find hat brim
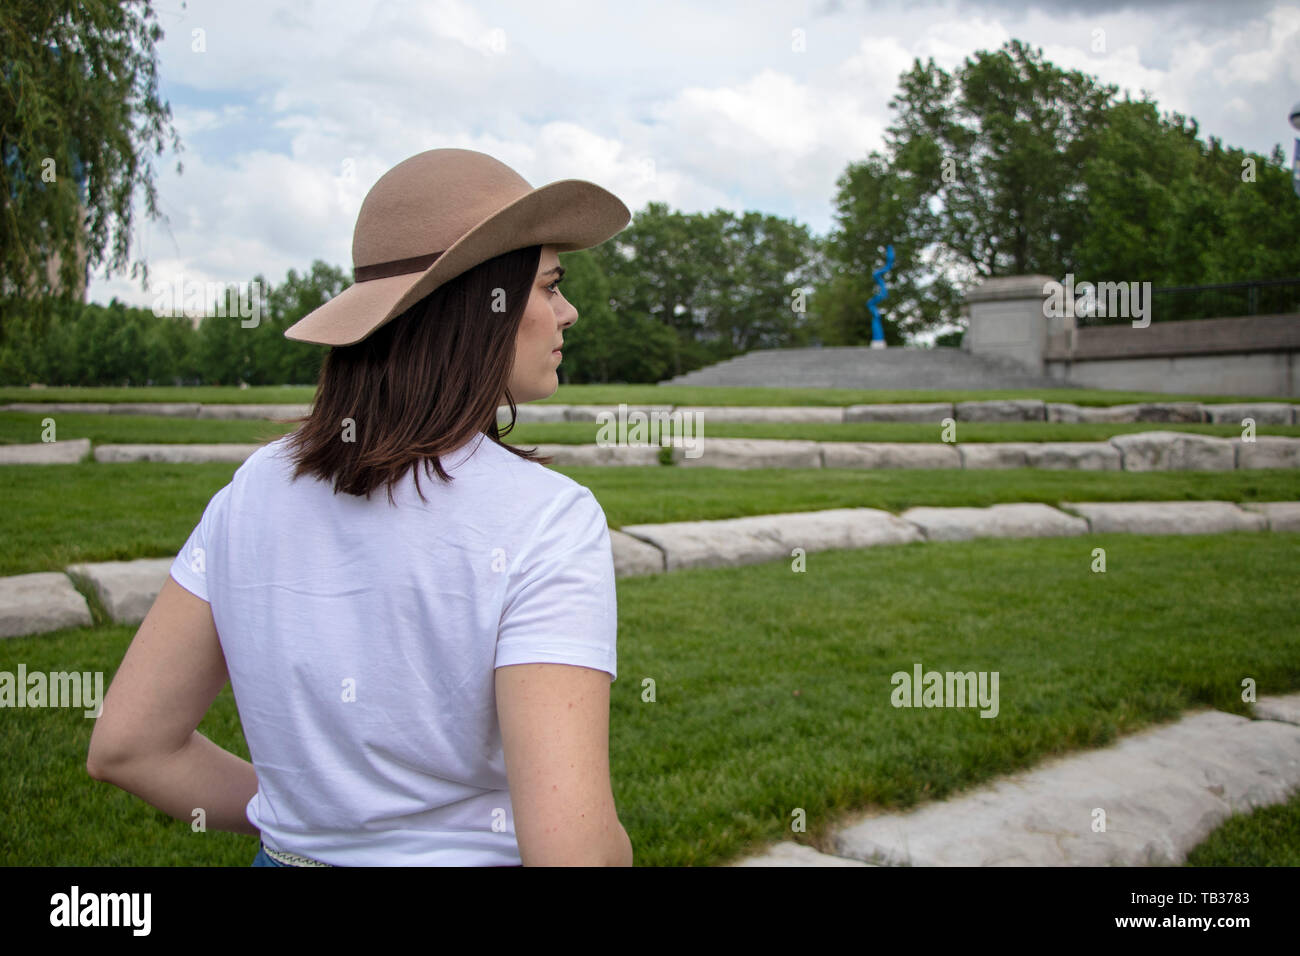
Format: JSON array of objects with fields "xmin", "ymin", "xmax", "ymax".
[{"xmin": 284, "ymin": 180, "xmax": 630, "ymax": 347}]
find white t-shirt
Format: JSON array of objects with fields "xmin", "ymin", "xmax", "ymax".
[{"xmin": 168, "ymin": 431, "xmax": 618, "ymax": 866}]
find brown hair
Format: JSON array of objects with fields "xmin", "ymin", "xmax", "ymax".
[{"xmin": 278, "ymin": 244, "xmax": 553, "ymax": 504}]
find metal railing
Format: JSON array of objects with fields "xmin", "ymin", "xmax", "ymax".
[{"xmin": 1075, "ymin": 277, "xmax": 1300, "ymax": 326}]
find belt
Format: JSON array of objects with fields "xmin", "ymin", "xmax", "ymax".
[
  {"xmin": 261, "ymin": 842, "xmax": 521, "ymax": 866},
  {"xmin": 262, "ymin": 842, "xmax": 334, "ymax": 867}
]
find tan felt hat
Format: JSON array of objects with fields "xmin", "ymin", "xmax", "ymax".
[{"xmin": 284, "ymin": 148, "xmax": 631, "ymax": 346}]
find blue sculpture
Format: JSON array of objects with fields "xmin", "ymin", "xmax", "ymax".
[
  {"xmin": 866, "ymin": 244, "xmax": 895, "ymax": 348},
  {"xmin": 1290, "ymin": 100, "xmax": 1300, "ymax": 198}
]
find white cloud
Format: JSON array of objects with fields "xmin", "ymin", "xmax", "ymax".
[{"xmin": 86, "ymin": 0, "xmax": 1300, "ymax": 310}]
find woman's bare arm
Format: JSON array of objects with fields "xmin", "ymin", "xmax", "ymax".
[
  {"xmin": 495, "ymin": 663, "xmax": 631, "ymax": 866},
  {"xmin": 86, "ymin": 576, "xmax": 259, "ymax": 835}
]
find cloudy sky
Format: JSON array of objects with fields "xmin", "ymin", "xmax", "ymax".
[{"xmin": 87, "ymin": 0, "xmax": 1300, "ymax": 311}]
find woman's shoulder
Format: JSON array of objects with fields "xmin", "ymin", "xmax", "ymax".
[{"xmin": 466, "ymin": 438, "xmax": 605, "ymax": 514}]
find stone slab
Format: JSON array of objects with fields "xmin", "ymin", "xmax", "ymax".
[
  {"xmin": 1061, "ymin": 500, "xmax": 1268, "ymax": 534},
  {"xmin": 844, "ymin": 402, "xmax": 954, "ymax": 423},
  {"xmin": 822, "ymin": 442, "xmax": 962, "ymax": 469},
  {"xmin": 1252, "ymin": 692, "xmax": 1300, "ymax": 726},
  {"xmin": 729, "ymin": 842, "xmax": 876, "ymax": 867},
  {"xmin": 93, "ymin": 443, "xmax": 264, "ymax": 464},
  {"xmin": 1203, "ymin": 403, "xmax": 1297, "ymax": 425},
  {"xmin": 0, "ymin": 571, "xmax": 93, "ymax": 639},
  {"xmin": 670, "ymin": 405, "xmax": 842, "ymax": 424},
  {"xmin": 956, "ymin": 443, "xmax": 1039, "ymax": 469},
  {"xmin": 832, "ymin": 709, "xmax": 1300, "ymax": 866},
  {"xmin": 962, "ymin": 441, "xmax": 1118, "ymax": 470},
  {"xmin": 1239, "ymin": 501, "xmax": 1300, "ymax": 531},
  {"xmin": 1108, "ymin": 431, "xmax": 1236, "ymax": 471},
  {"xmin": 65, "ymin": 558, "xmax": 174, "ymax": 625},
  {"xmin": 197, "ymin": 404, "xmax": 309, "ymax": 420},
  {"xmin": 954, "ymin": 399, "xmax": 1046, "ymax": 422},
  {"xmin": 105, "ymin": 402, "xmax": 203, "ymax": 417},
  {"xmin": 1047, "ymin": 402, "xmax": 1206, "ymax": 424},
  {"xmin": 1235, "ymin": 436, "xmax": 1300, "ymax": 469},
  {"xmin": 1122, "ymin": 402, "xmax": 1205, "ymax": 423},
  {"xmin": 672, "ymin": 438, "xmax": 822, "ymax": 469},
  {"xmin": 899, "ymin": 503, "xmax": 1088, "ymax": 541},
  {"xmin": 609, "ymin": 530, "xmax": 665, "ymax": 577},
  {"xmin": 498, "ymin": 404, "xmax": 570, "ymax": 424},
  {"xmin": 959, "ymin": 440, "xmax": 1134, "ymax": 472},
  {"xmin": 531, "ymin": 443, "xmax": 662, "ymax": 466},
  {"xmin": 1024, "ymin": 442, "xmax": 1122, "ymax": 470},
  {"xmin": 2, "ymin": 402, "xmax": 115, "ymax": 415},
  {"xmin": 1046, "ymin": 402, "xmax": 1139, "ymax": 423},
  {"xmin": 563, "ymin": 404, "xmax": 675, "ymax": 422},
  {"xmin": 0, "ymin": 438, "xmax": 91, "ymax": 465},
  {"xmin": 619, "ymin": 508, "xmax": 923, "ymax": 571}
]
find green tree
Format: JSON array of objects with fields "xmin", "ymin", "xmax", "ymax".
[
  {"xmin": 248, "ymin": 261, "xmax": 341, "ymax": 385},
  {"xmin": 0, "ymin": 0, "xmax": 180, "ymax": 308},
  {"xmin": 559, "ymin": 247, "xmax": 678, "ymax": 383},
  {"xmin": 555, "ymin": 248, "xmax": 616, "ymax": 383},
  {"xmin": 1074, "ymin": 98, "xmax": 1300, "ymax": 297},
  {"xmin": 700, "ymin": 210, "xmax": 822, "ymax": 353},
  {"xmin": 591, "ymin": 202, "xmax": 723, "ymax": 378},
  {"xmin": 823, "ymin": 39, "xmax": 1300, "ymax": 341},
  {"xmin": 821, "ymin": 39, "xmax": 1115, "ymax": 341},
  {"xmin": 141, "ymin": 310, "xmax": 197, "ymax": 385},
  {"xmin": 589, "ymin": 202, "xmax": 823, "ymax": 379},
  {"xmin": 195, "ymin": 296, "xmax": 253, "ymax": 386}
]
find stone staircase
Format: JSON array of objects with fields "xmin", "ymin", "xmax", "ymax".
[{"xmin": 663, "ymin": 346, "xmax": 1069, "ymax": 389}]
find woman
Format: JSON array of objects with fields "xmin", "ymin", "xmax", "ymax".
[{"xmin": 85, "ymin": 148, "xmax": 635, "ymax": 867}]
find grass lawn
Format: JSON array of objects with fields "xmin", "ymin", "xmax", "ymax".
[
  {"xmin": 4, "ymin": 383, "xmax": 1299, "ymax": 408},
  {"xmin": 2, "ymin": 410, "xmax": 1298, "ymax": 448},
  {"xmin": 3, "ymin": 384, "xmax": 1296, "ymax": 866},
  {"xmin": 0, "ymin": 411, "xmax": 294, "ymax": 446},
  {"xmin": 0, "ymin": 385, "xmax": 319, "ymax": 405},
  {"xmin": 1, "ymin": 461, "xmax": 1297, "ymax": 576},
  {"xmin": 2, "ymin": 531, "xmax": 1296, "ymax": 866},
  {"xmin": 1185, "ymin": 790, "xmax": 1300, "ymax": 866}
]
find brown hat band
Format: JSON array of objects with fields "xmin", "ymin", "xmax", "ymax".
[{"xmin": 353, "ymin": 251, "xmax": 446, "ymax": 283}]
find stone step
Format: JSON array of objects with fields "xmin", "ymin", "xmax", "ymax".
[
  {"xmin": 2, "ymin": 499, "xmax": 1296, "ymax": 635},
  {"xmin": 6, "ymin": 432, "xmax": 1299, "ymax": 471},
  {"xmin": 729, "ymin": 843, "xmax": 877, "ymax": 867},
  {"xmin": 1239, "ymin": 501, "xmax": 1300, "ymax": 530},
  {"xmin": 734, "ymin": 691, "xmax": 1300, "ymax": 866},
  {"xmin": 92, "ymin": 444, "xmax": 264, "ymax": 464},
  {"xmin": 899, "ymin": 503, "xmax": 1089, "ymax": 541},
  {"xmin": 1059, "ymin": 500, "xmax": 1269, "ymax": 534},
  {"xmin": 665, "ymin": 347, "xmax": 1071, "ymax": 389},
  {"xmin": 531, "ymin": 444, "xmax": 661, "ymax": 466},
  {"xmin": 610, "ymin": 499, "xmax": 1293, "ymax": 576},
  {"xmin": 0, "ymin": 439, "xmax": 91, "ymax": 465},
  {"xmin": 65, "ymin": 558, "xmax": 175, "ymax": 625},
  {"xmin": 618, "ymin": 508, "xmax": 923, "ymax": 572},
  {"xmin": 4, "ymin": 399, "xmax": 1296, "ymax": 425},
  {"xmin": 659, "ymin": 433, "xmax": 1298, "ymax": 471},
  {"xmin": 827, "ymin": 699, "xmax": 1300, "ymax": 866},
  {"xmin": 732, "ymin": 694, "xmax": 1300, "ymax": 866},
  {"xmin": 196, "ymin": 404, "xmax": 310, "ymax": 420},
  {"xmin": 0, "ymin": 571, "xmax": 93, "ymax": 639}
]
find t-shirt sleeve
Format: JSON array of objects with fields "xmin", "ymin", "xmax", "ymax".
[
  {"xmin": 495, "ymin": 485, "xmax": 618, "ymax": 682},
  {"xmin": 169, "ymin": 484, "xmax": 231, "ymax": 603}
]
